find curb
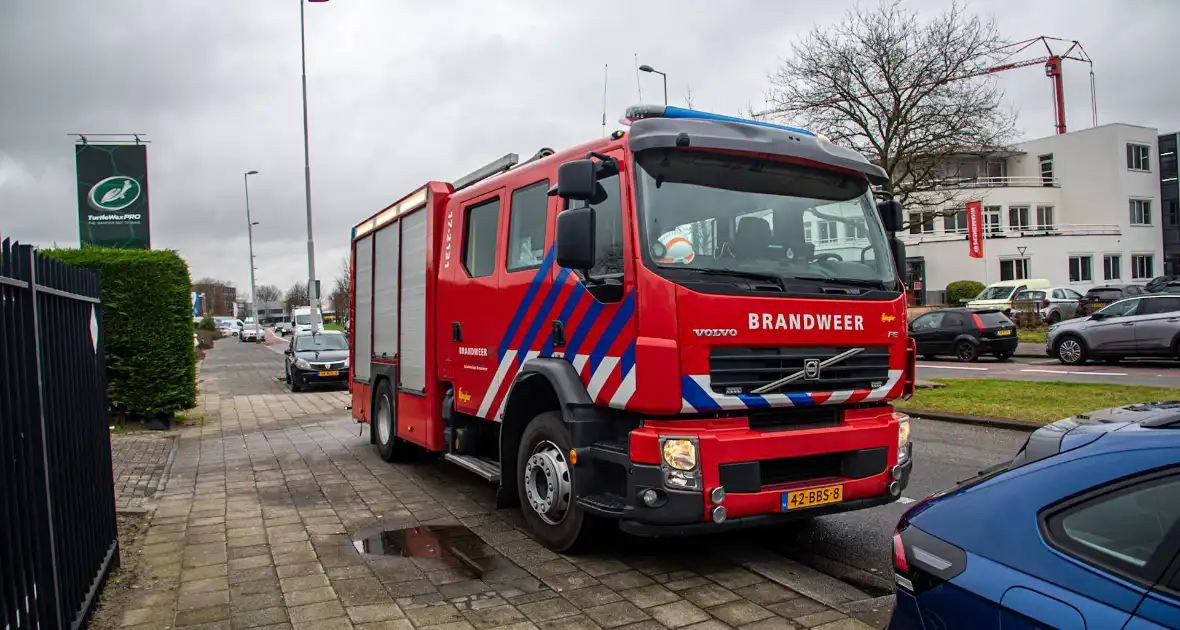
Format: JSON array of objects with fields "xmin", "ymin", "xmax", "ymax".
[{"xmin": 895, "ymin": 407, "xmax": 1042, "ymax": 432}]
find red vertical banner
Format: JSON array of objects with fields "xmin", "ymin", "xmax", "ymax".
[{"xmin": 966, "ymin": 201, "xmax": 984, "ymax": 259}]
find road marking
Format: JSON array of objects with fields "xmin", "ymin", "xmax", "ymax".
[
  {"xmin": 917, "ymin": 364, "xmax": 989, "ymax": 371},
  {"xmin": 897, "ymin": 497, "xmax": 915, "ymax": 505},
  {"xmin": 1022, "ymin": 369, "xmax": 1129, "ymax": 376}
]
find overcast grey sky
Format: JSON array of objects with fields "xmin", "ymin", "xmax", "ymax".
[{"xmin": 2, "ymin": 0, "xmax": 1177, "ymax": 294}]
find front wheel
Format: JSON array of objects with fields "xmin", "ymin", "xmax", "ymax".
[
  {"xmin": 517, "ymin": 411, "xmax": 586, "ymax": 552},
  {"xmin": 1057, "ymin": 337, "xmax": 1087, "ymax": 365},
  {"xmin": 956, "ymin": 341, "xmax": 979, "ymax": 363},
  {"xmin": 373, "ymin": 379, "xmax": 400, "ymax": 462},
  {"xmin": 289, "ymin": 370, "xmax": 303, "ymax": 392}
]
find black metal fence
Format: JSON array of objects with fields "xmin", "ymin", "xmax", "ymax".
[{"xmin": 1, "ymin": 239, "xmax": 119, "ymax": 629}]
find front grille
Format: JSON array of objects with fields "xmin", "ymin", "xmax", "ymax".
[
  {"xmin": 717, "ymin": 447, "xmax": 888, "ymax": 492},
  {"xmin": 709, "ymin": 346, "xmax": 890, "ymax": 394},
  {"xmin": 312, "ymin": 361, "xmax": 346, "ymax": 370}
]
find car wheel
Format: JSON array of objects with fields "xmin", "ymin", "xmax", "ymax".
[
  {"xmin": 373, "ymin": 379, "xmax": 401, "ymax": 462},
  {"xmin": 289, "ymin": 371, "xmax": 303, "ymax": 392},
  {"xmin": 956, "ymin": 341, "xmax": 979, "ymax": 362},
  {"xmin": 1048, "ymin": 311, "xmax": 1061, "ymax": 324},
  {"xmin": 517, "ymin": 411, "xmax": 587, "ymax": 552},
  {"xmin": 1056, "ymin": 337, "xmax": 1087, "ymax": 365},
  {"xmin": 285, "ymin": 366, "xmax": 291, "ymax": 384},
  {"xmin": 1103, "ymin": 358, "xmax": 1121, "ymax": 365},
  {"xmin": 994, "ymin": 351, "xmax": 1012, "ymax": 361}
]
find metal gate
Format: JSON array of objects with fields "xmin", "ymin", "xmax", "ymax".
[{"xmin": 0, "ymin": 239, "xmax": 119, "ymax": 629}]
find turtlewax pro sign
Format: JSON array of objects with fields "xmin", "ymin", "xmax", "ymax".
[{"xmin": 76, "ymin": 144, "xmax": 151, "ymax": 249}]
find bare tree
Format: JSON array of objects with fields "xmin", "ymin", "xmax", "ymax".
[
  {"xmin": 762, "ymin": 0, "xmax": 1017, "ymax": 229},
  {"xmin": 683, "ymin": 85, "xmax": 696, "ymax": 109},
  {"xmin": 254, "ymin": 284, "xmax": 281, "ymax": 303},
  {"xmin": 329, "ymin": 257, "xmax": 351, "ymax": 325},
  {"xmin": 284, "ymin": 282, "xmax": 309, "ymax": 313}
]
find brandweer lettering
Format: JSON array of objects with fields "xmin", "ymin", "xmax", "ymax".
[
  {"xmin": 748, "ymin": 312, "xmax": 865, "ymax": 331},
  {"xmin": 458, "ymin": 346, "xmax": 488, "ymax": 357}
]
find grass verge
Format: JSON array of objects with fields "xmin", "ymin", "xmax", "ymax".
[
  {"xmin": 1018, "ymin": 329, "xmax": 1047, "ymax": 344},
  {"xmin": 903, "ymin": 379, "xmax": 1180, "ymax": 423},
  {"xmin": 324, "ymin": 322, "xmax": 345, "ymax": 332}
]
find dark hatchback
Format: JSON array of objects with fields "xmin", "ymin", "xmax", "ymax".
[
  {"xmin": 284, "ymin": 331, "xmax": 349, "ymax": 392},
  {"xmin": 908, "ymin": 308, "xmax": 1018, "ymax": 362},
  {"xmin": 1078, "ymin": 284, "xmax": 1146, "ymax": 316}
]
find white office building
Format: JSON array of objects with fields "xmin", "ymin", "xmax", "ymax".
[{"xmin": 899, "ymin": 123, "xmax": 1164, "ymax": 305}]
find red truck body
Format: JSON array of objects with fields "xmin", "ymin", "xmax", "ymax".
[{"xmin": 348, "ymin": 106, "xmax": 915, "ymax": 549}]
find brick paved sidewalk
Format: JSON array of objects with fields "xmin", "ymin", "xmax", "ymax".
[
  {"xmin": 111, "ymin": 430, "xmax": 176, "ymax": 511},
  {"xmin": 118, "ymin": 342, "xmax": 871, "ymax": 629}
]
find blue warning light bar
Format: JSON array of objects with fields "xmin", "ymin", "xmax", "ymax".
[{"xmin": 622, "ymin": 105, "xmax": 816, "ymax": 137}]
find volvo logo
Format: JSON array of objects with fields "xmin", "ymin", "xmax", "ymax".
[
  {"xmin": 694, "ymin": 328, "xmax": 738, "ymax": 337},
  {"xmin": 803, "ymin": 359, "xmax": 821, "ymax": 380}
]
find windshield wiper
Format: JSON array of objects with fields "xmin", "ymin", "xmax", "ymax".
[
  {"xmin": 673, "ymin": 268, "xmax": 784, "ymax": 288},
  {"xmin": 792, "ymin": 275, "xmax": 886, "ymax": 289}
]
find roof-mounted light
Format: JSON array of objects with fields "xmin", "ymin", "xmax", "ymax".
[{"xmin": 620, "ymin": 105, "xmax": 815, "ymax": 137}]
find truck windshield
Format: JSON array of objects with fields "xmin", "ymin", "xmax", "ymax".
[
  {"xmin": 295, "ymin": 314, "xmax": 311, "ymax": 325},
  {"xmin": 635, "ymin": 150, "xmax": 896, "ymax": 289},
  {"xmin": 976, "ymin": 286, "xmax": 1017, "ymax": 300}
]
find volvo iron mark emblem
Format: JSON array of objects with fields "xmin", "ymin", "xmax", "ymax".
[{"xmin": 803, "ymin": 359, "xmax": 821, "ymax": 380}]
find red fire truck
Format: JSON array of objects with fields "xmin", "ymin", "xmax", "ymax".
[{"xmin": 348, "ymin": 105, "xmax": 916, "ymax": 550}]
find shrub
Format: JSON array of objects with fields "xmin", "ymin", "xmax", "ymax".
[
  {"xmin": 44, "ymin": 247, "xmax": 196, "ymax": 418},
  {"xmin": 946, "ymin": 280, "xmax": 985, "ymax": 306},
  {"xmin": 198, "ymin": 315, "xmax": 217, "ymax": 330}
]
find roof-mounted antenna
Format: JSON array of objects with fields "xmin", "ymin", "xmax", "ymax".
[{"xmin": 602, "ymin": 63, "xmax": 609, "ymax": 137}]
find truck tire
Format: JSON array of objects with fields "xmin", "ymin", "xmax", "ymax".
[
  {"xmin": 373, "ymin": 379, "xmax": 399, "ymax": 462},
  {"xmin": 517, "ymin": 411, "xmax": 586, "ymax": 552}
]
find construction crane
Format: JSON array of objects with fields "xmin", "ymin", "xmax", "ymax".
[{"xmin": 961, "ymin": 36, "xmax": 1096, "ymax": 135}]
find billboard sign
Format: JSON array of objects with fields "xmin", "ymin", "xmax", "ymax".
[
  {"xmin": 966, "ymin": 201, "xmax": 983, "ymax": 259},
  {"xmin": 76, "ymin": 144, "xmax": 151, "ymax": 249}
]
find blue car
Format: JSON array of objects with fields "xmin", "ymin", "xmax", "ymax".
[{"xmin": 890, "ymin": 402, "xmax": 1180, "ymax": 630}]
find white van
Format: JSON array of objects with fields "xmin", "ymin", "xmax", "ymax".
[
  {"xmin": 966, "ymin": 279, "xmax": 1052, "ymax": 313},
  {"xmin": 292, "ymin": 306, "xmax": 321, "ymax": 335}
]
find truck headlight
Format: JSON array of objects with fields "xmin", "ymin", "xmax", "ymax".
[
  {"xmin": 295, "ymin": 358, "xmax": 311, "ymax": 370},
  {"xmin": 662, "ymin": 439, "xmax": 697, "ymax": 471},
  {"xmin": 894, "ymin": 412, "xmax": 911, "ymax": 449}
]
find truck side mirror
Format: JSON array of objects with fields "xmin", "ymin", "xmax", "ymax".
[
  {"xmin": 890, "ymin": 236, "xmax": 908, "ymax": 286},
  {"xmin": 877, "ymin": 200, "xmax": 903, "ymax": 233},
  {"xmin": 556, "ymin": 159, "xmax": 597, "ymax": 201},
  {"xmin": 556, "ymin": 207, "xmax": 596, "ymax": 271}
]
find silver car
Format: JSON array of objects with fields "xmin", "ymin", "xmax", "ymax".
[
  {"xmin": 1046, "ymin": 294, "xmax": 1180, "ymax": 365},
  {"xmin": 1014, "ymin": 286, "xmax": 1084, "ymax": 324}
]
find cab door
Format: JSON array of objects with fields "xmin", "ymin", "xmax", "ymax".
[
  {"xmin": 1134, "ymin": 297, "xmax": 1180, "ymax": 355},
  {"xmin": 445, "ymin": 188, "xmax": 506, "ymax": 418},
  {"xmin": 1085, "ymin": 298, "xmax": 1141, "ymax": 353}
]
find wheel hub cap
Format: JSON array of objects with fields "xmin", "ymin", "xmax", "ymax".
[
  {"xmin": 1061, "ymin": 340, "xmax": 1081, "ymax": 362},
  {"xmin": 377, "ymin": 394, "xmax": 392, "ymax": 444},
  {"xmin": 524, "ymin": 442, "xmax": 571, "ymax": 525}
]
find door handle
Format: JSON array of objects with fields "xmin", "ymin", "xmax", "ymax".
[
  {"xmin": 551, "ymin": 320, "xmax": 566, "ymax": 348},
  {"xmin": 1122, "ymin": 322, "xmax": 1134, "ymax": 326},
  {"xmin": 452, "ymin": 322, "xmax": 462, "ymax": 342}
]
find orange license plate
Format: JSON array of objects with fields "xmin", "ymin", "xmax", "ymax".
[
  {"xmin": 783, "ymin": 484, "xmax": 844, "ymax": 510},
  {"xmin": 996, "ymin": 329, "xmax": 1012, "ymax": 336},
  {"xmin": 319, "ymin": 370, "xmax": 339, "ymax": 377}
]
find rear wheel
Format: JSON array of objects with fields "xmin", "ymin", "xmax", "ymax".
[
  {"xmin": 1057, "ymin": 337, "xmax": 1087, "ymax": 365},
  {"xmin": 956, "ymin": 341, "xmax": 979, "ymax": 362},
  {"xmin": 517, "ymin": 411, "xmax": 586, "ymax": 552},
  {"xmin": 373, "ymin": 379, "xmax": 400, "ymax": 462},
  {"xmin": 1048, "ymin": 311, "xmax": 1062, "ymax": 324}
]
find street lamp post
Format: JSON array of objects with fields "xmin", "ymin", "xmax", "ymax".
[
  {"xmin": 300, "ymin": 0, "xmax": 326, "ymax": 333},
  {"xmin": 638, "ymin": 64, "xmax": 667, "ymax": 106},
  {"xmin": 244, "ymin": 170, "xmax": 260, "ymax": 326}
]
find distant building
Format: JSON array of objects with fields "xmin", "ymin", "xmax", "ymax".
[
  {"xmin": 1158, "ymin": 132, "xmax": 1180, "ymax": 276},
  {"xmin": 191, "ymin": 281, "xmax": 237, "ymax": 317},
  {"xmin": 898, "ymin": 123, "xmax": 1165, "ymax": 304}
]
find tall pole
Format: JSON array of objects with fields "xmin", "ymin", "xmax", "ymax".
[
  {"xmin": 299, "ymin": 0, "xmax": 321, "ymax": 333},
  {"xmin": 660, "ymin": 72, "xmax": 667, "ymax": 107},
  {"xmin": 244, "ymin": 171, "xmax": 259, "ymax": 326}
]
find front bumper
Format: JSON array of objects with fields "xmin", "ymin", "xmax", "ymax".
[
  {"xmin": 578, "ymin": 407, "xmax": 911, "ymax": 534},
  {"xmin": 293, "ymin": 367, "xmax": 350, "ymax": 384}
]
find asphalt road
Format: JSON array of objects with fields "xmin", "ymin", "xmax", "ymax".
[{"xmin": 918, "ymin": 354, "xmax": 1180, "ymax": 387}]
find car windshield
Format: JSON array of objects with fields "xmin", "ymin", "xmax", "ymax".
[
  {"xmin": 244, "ymin": 326, "xmax": 261, "ymax": 332},
  {"xmin": 295, "ymin": 314, "xmax": 312, "ymax": 325},
  {"xmin": 1014, "ymin": 290, "xmax": 1045, "ymax": 300},
  {"xmin": 975, "ymin": 286, "xmax": 1016, "ymax": 300},
  {"xmin": 294, "ymin": 334, "xmax": 348, "ymax": 351},
  {"xmin": 635, "ymin": 150, "xmax": 896, "ymax": 290}
]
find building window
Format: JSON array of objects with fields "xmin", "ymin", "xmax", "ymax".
[
  {"xmin": 1127, "ymin": 144, "xmax": 1151, "ymax": 171},
  {"xmin": 847, "ymin": 219, "xmax": 867, "ymax": 240},
  {"xmin": 1069, "ymin": 255, "xmax": 1092, "ymax": 283},
  {"xmin": 1130, "ymin": 199, "xmax": 1152, "ymax": 225},
  {"xmin": 1000, "ymin": 258, "xmax": 1030, "ymax": 281},
  {"xmin": 908, "ymin": 212, "xmax": 933, "ymax": 235},
  {"xmin": 1039, "ymin": 154, "xmax": 1054, "ymax": 186},
  {"xmin": 1167, "ymin": 201, "xmax": 1179, "ymax": 226},
  {"xmin": 462, "ymin": 198, "xmax": 500, "ymax": 278},
  {"xmin": 1008, "ymin": 205, "xmax": 1030, "ymax": 231},
  {"xmin": 817, "ymin": 220, "xmax": 839, "ymax": 243},
  {"xmin": 983, "ymin": 205, "xmax": 1002, "ymax": 234},
  {"xmin": 505, "ymin": 180, "xmax": 550, "ymax": 272},
  {"xmin": 1132, "ymin": 254, "xmax": 1154, "ymax": 280},
  {"xmin": 943, "ymin": 209, "xmax": 968, "ymax": 234},
  {"xmin": 802, "ymin": 222, "xmax": 813, "ymax": 242},
  {"xmin": 1104, "ymin": 254, "xmax": 1121, "ymax": 281},
  {"xmin": 986, "ymin": 160, "xmax": 1007, "ymax": 185},
  {"xmin": 1037, "ymin": 205, "xmax": 1055, "ymax": 230}
]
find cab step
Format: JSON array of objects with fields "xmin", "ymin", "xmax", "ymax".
[
  {"xmin": 444, "ymin": 453, "xmax": 500, "ymax": 483},
  {"xmin": 579, "ymin": 492, "xmax": 626, "ymax": 515}
]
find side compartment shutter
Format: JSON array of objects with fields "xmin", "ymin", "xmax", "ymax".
[
  {"xmin": 400, "ymin": 211, "xmax": 428, "ymax": 391},
  {"xmin": 353, "ymin": 235, "xmax": 374, "ymax": 381},
  {"xmin": 372, "ymin": 224, "xmax": 399, "ymax": 360}
]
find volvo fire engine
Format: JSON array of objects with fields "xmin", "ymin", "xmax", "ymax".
[{"xmin": 348, "ymin": 105, "xmax": 916, "ymax": 550}]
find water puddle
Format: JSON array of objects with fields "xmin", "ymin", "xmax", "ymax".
[{"xmin": 353, "ymin": 524, "xmax": 495, "ymax": 578}]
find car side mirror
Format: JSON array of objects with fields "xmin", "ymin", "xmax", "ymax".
[
  {"xmin": 284, "ymin": 348, "xmax": 293, "ymax": 355},
  {"xmin": 1089, "ymin": 311, "xmax": 1106, "ymax": 321},
  {"xmin": 556, "ymin": 159, "xmax": 597, "ymax": 201},
  {"xmin": 555, "ymin": 207, "xmax": 596, "ymax": 270},
  {"xmin": 877, "ymin": 200, "xmax": 903, "ymax": 233}
]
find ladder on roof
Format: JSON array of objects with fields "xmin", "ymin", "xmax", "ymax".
[{"xmin": 451, "ymin": 148, "xmax": 556, "ymax": 191}]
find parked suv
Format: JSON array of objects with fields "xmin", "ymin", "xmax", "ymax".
[
  {"xmin": 1047, "ymin": 294, "xmax": 1180, "ymax": 365},
  {"xmin": 1013, "ymin": 286, "xmax": 1083, "ymax": 324},
  {"xmin": 909, "ymin": 308, "xmax": 1018, "ymax": 362},
  {"xmin": 1077, "ymin": 284, "xmax": 1146, "ymax": 316}
]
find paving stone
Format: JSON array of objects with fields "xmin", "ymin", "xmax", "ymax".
[
  {"xmin": 291, "ymin": 616, "xmax": 353, "ymax": 630},
  {"xmin": 121, "ymin": 606, "xmax": 173, "ymax": 626},
  {"xmin": 577, "ymin": 558, "xmax": 631, "ymax": 578},
  {"xmin": 794, "ymin": 610, "xmax": 848, "ymax": 628},
  {"xmin": 231, "ymin": 607, "xmax": 289, "ymax": 629},
  {"xmin": 708, "ymin": 599, "xmax": 775, "ymax": 626},
  {"xmin": 287, "ymin": 600, "xmax": 348, "ymax": 624},
  {"xmin": 664, "ymin": 576, "xmax": 711, "ymax": 592},
  {"xmin": 733, "ymin": 582, "xmax": 799, "ymax": 606},
  {"xmin": 618, "ymin": 584, "xmax": 681, "ymax": 609},
  {"xmin": 768, "ymin": 598, "xmax": 829, "ymax": 620},
  {"xmin": 230, "ymin": 591, "xmax": 285, "ymax": 613},
  {"xmin": 537, "ymin": 618, "xmax": 602, "ymax": 630},
  {"xmin": 182, "ymin": 576, "xmax": 231, "ymax": 595},
  {"xmin": 179, "ymin": 590, "xmax": 232, "ymax": 611},
  {"xmin": 281, "ymin": 574, "xmax": 331, "ymax": 592},
  {"xmin": 680, "ymin": 621, "xmax": 732, "ymax": 630},
  {"xmin": 334, "ymin": 576, "xmax": 393, "ymax": 606},
  {"xmin": 739, "ymin": 618, "xmax": 801, "ymax": 629},
  {"xmin": 277, "ymin": 562, "xmax": 325, "ymax": 579},
  {"xmin": 516, "ymin": 596, "xmax": 582, "ymax": 622},
  {"xmin": 540, "ymin": 570, "xmax": 599, "ymax": 593},
  {"xmin": 185, "ymin": 564, "xmax": 231, "ymax": 581},
  {"xmin": 175, "ymin": 604, "xmax": 231, "ymax": 626},
  {"xmin": 811, "ymin": 619, "xmax": 874, "ymax": 630},
  {"xmin": 230, "ymin": 566, "xmax": 279, "ymax": 585},
  {"xmin": 681, "ymin": 583, "xmax": 741, "ymax": 609},
  {"xmin": 284, "ymin": 586, "xmax": 337, "ymax": 607},
  {"xmin": 647, "ymin": 600, "xmax": 711, "ymax": 628},
  {"xmin": 460, "ymin": 603, "xmax": 528, "ymax": 629},
  {"xmin": 561, "ymin": 584, "xmax": 622, "ymax": 609},
  {"xmin": 583, "ymin": 601, "xmax": 651, "ymax": 628},
  {"xmin": 597, "ymin": 570, "xmax": 655, "ymax": 591},
  {"xmin": 404, "ymin": 602, "xmax": 466, "ymax": 627},
  {"xmin": 354, "ymin": 621, "xmax": 414, "ymax": 630},
  {"xmin": 707, "ymin": 568, "xmax": 764, "ymax": 590},
  {"xmin": 346, "ymin": 603, "xmax": 406, "ymax": 623}
]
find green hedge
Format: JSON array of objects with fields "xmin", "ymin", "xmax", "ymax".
[
  {"xmin": 45, "ymin": 247, "xmax": 196, "ymax": 418},
  {"xmin": 946, "ymin": 280, "xmax": 985, "ymax": 306}
]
